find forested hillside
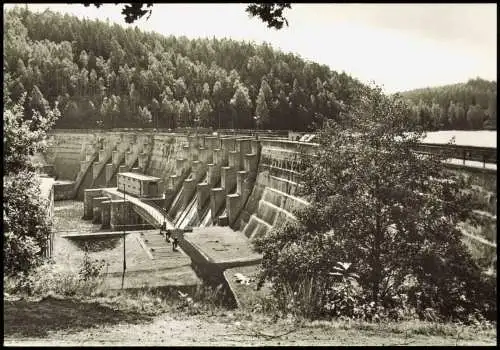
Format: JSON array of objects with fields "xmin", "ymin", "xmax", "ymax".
[
  {"xmin": 4, "ymin": 7, "xmax": 366, "ymax": 131},
  {"xmin": 4, "ymin": 7, "xmax": 496, "ymax": 131},
  {"xmin": 400, "ymin": 78, "xmax": 497, "ymax": 131}
]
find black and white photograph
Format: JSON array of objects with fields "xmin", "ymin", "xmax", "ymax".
[{"xmin": 3, "ymin": 3, "xmax": 497, "ymax": 346}]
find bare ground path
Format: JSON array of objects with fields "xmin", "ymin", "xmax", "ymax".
[{"xmin": 4, "ymin": 297, "xmax": 496, "ymax": 346}]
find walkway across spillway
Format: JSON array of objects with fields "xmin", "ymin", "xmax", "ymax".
[{"xmin": 102, "ymin": 187, "xmax": 175, "ymax": 229}]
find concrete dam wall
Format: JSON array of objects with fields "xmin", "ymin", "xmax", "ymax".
[
  {"xmin": 43, "ymin": 130, "xmax": 497, "ymax": 231},
  {"xmin": 44, "ymin": 130, "xmax": 317, "ymax": 238}
]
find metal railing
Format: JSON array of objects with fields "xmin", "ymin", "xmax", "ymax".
[{"xmin": 414, "ymin": 143, "xmax": 497, "ymax": 168}]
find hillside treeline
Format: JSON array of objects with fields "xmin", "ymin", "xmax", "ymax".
[
  {"xmin": 401, "ymin": 78, "xmax": 497, "ymax": 131},
  {"xmin": 4, "ymin": 7, "xmax": 496, "ymax": 131},
  {"xmin": 4, "ymin": 7, "xmax": 365, "ymax": 131}
]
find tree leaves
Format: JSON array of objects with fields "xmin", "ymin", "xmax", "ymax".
[
  {"xmin": 84, "ymin": 3, "xmax": 291, "ymax": 30},
  {"xmin": 246, "ymin": 3, "xmax": 292, "ymax": 30},
  {"xmin": 7, "ymin": 7, "xmax": 494, "ymax": 132},
  {"xmin": 4, "ymin": 94, "xmax": 56, "ymax": 275},
  {"xmin": 255, "ymin": 84, "xmax": 493, "ymax": 320}
]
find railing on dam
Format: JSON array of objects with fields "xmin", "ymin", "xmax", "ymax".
[
  {"xmin": 143, "ymin": 200, "xmax": 170, "ymax": 223},
  {"xmin": 50, "ymin": 127, "xmax": 289, "ymax": 138},
  {"xmin": 414, "ymin": 143, "xmax": 497, "ymax": 169}
]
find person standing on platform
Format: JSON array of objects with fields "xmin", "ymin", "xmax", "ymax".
[
  {"xmin": 160, "ymin": 221, "xmax": 170, "ymax": 242},
  {"xmin": 172, "ymin": 230, "xmax": 179, "ymax": 251}
]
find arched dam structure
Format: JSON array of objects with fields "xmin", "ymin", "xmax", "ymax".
[{"xmin": 40, "ymin": 129, "xmax": 496, "ymax": 307}]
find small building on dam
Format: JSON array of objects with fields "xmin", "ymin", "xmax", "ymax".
[{"xmin": 117, "ymin": 172, "xmax": 163, "ymax": 198}]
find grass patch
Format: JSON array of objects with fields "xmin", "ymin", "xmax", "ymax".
[
  {"xmin": 3, "ymin": 263, "xmax": 229, "ymax": 339},
  {"xmin": 461, "ymin": 220, "xmax": 497, "ymax": 244},
  {"xmin": 4, "ymin": 277, "xmax": 496, "ymax": 345},
  {"xmin": 4, "ymin": 263, "xmax": 108, "ymax": 298},
  {"xmin": 3, "ymin": 296, "xmax": 154, "ymax": 338},
  {"xmin": 254, "ymin": 315, "xmax": 497, "ymax": 341}
]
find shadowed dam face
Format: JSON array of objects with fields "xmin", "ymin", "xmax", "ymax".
[
  {"xmin": 43, "ymin": 130, "xmax": 497, "ymax": 241},
  {"xmin": 43, "ymin": 130, "xmax": 318, "ymax": 238}
]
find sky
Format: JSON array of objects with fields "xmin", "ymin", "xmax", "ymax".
[{"xmin": 5, "ymin": 3, "xmax": 497, "ymax": 93}]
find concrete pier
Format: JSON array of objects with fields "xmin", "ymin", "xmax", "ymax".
[
  {"xmin": 83, "ymin": 188, "xmax": 103, "ymax": 219},
  {"xmin": 210, "ymin": 187, "xmax": 225, "ymax": 221}
]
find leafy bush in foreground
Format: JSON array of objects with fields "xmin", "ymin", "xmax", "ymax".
[
  {"xmin": 4, "ymin": 261, "xmax": 106, "ymax": 298},
  {"xmin": 255, "ymin": 85, "xmax": 496, "ymax": 322},
  {"xmin": 3, "ymin": 91, "xmax": 59, "ymax": 276},
  {"xmin": 79, "ymin": 249, "xmax": 108, "ymax": 282},
  {"xmin": 3, "ymin": 172, "xmax": 53, "ymax": 276}
]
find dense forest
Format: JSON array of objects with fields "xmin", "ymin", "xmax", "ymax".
[
  {"xmin": 400, "ymin": 79, "xmax": 497, "ymax": 130},
  {"xmin": 4, "ymin": 7, "xmax": 497, "ymax": 131}
]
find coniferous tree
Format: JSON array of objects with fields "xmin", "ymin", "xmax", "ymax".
[
  {"xmin": 4, "ymin": 8, "xmax": 495, "ymax": 131},
  {"xmin": 151, "ymin": 97, "xmax": 160, "ymax": 129},
  {"xmin": 196, "ymin": 99, "xmax": 213, "ymax": 127},
  {"xmin": 178, "ymin": 97, "xmax": 191, "ymax": 128},
  {"xmin": 466, "ymin": 104, "xmax": 485, "ymax": 130},
  {"xmin": 485, "ymin": 94, "xmax": 497, "ymax": 129},
  {"xmin": 430, "ymin": 101, "xmax": 441, "ymax": 131},
  {"xmin": 26, "ymin": 85, "xmax": 49, "ymax": 121},
  {"xmin": 255, "ymin": 89, "xmax": 270, "ymax": 129},
  {"xmin": 438, "ymin": 105, "xmax": 449, "ymax": 130},
  {"xmin": 456, "ymin": 103, "xmax": 467, "ymax": 130},
  {"xmin": 448, "ymin": 101, "xmax": 458, "ymax": 130},
  {"xmin": 230, "ymin": 82, "xmax": 252, "ymax": 129},
  {"xmin": 138, "ymin": 105, "xmax": 153, "ymax": 126}
]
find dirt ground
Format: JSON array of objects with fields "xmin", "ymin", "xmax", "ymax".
[{"xmin": 3, "ymin": 297, "xmax": 496, "ymax": 346}]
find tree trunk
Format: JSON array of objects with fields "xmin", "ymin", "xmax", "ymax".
[
  {"xmin": 218, "ymin": 107, "xmax": 221, "ymax": 129},
  {"xmin": 371, "ymin": 147, "xmax": 383, "ymax": 303},
  {"xmin": 372, "ymin": 210, "xmax": 383, "ymax": 303}
]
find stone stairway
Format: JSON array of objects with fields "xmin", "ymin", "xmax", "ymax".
[
  {"xmin": 102, "ymin": 230, "xmax": 200, "ymax": 291},
  {"xmin": 139, "ymin": 230, "xmax": 191, "ymax": 261}
]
